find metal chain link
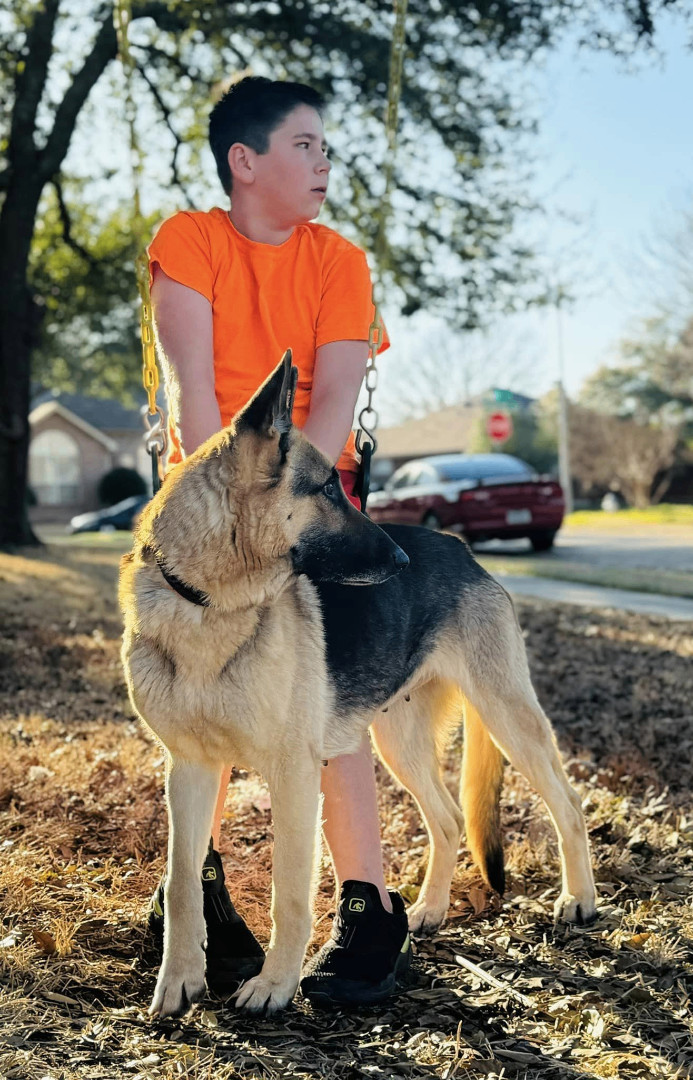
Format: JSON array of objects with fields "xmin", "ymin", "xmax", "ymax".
[
  {"xmin": 114, "ymin": 0, "xmax": 167, "ymax": 485},
  {"xmin": 356, "ymin": 0, "xmax": 408, "ymax": 460}
]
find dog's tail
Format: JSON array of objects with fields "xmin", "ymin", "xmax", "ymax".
[{"xmin": 461, "ymin": 699, "xmax": 506, "ymax": 895}]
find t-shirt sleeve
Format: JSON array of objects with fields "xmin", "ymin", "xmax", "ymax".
[
  {"xmin": 315, "ymin": 246, "xmax": 390, "ymax": 354},
  {"xmin": 148, "ymin": 212, "xmax": 214, "ymax": 303}
]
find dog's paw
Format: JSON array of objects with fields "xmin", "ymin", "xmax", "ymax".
[
  {"xmin": 554, "ymin": 890, "xmax": 598, "ymax": 926},
  {"xmin": 149, "ymin": 951, "xmax": 206, "ymax": 1018},
  {"xmin": 233, "ymin": 971, "xmax": 298, "ymax": 1015},
  {"xmin": 406, "ymin": 898, "xmax": 448, "ymax": 937}
]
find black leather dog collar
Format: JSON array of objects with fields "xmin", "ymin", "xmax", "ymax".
[{"xmin": 155, "ymin": 554, "xmax": 210, "ymax": 608}]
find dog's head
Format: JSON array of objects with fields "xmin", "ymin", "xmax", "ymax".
[{"xmin": 135, "ymin": 351, "xmax": 408, "ymax": 602}]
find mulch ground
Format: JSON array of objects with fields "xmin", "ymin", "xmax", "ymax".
[{"xmin": 0, "ymin": 544, "xmax": 692, "ymax": 1080}]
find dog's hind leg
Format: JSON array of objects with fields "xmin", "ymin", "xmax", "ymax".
[
  {"xmin": 371, "ymin": 681, "xmax": 464, "ymax": 936},
  {"xmin": 150, "ymin": 755, "xmax": 222, "ymax": 1018},
  {"xmin": 234, "ymin": 757, "xmax": 322, "ymax": 1014},
  {"xmin": 459, "ymin": 606, "xmax": 596, "ymax": 925},
  {"xmin": 472, "ymin": 684, "xmax": 596, "ymax": 923}
]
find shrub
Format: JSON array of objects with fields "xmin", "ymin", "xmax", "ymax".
[{"xmin": 98, "ymin": 467, "xmax": 147, "ymax": 506}]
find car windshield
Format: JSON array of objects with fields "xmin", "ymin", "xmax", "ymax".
[{"xmin": 436, "ymin": 456, "xmax": 533, "ymax": 482}]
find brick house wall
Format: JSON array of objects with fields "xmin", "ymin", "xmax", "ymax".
[{"xmin": 28, "ymin": 395, "xmax": 149, "ymax": 523}]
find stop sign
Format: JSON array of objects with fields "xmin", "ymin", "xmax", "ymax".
[{"xmin": 487, "ymin": 411, "xmax": 513, "ymax": 443}]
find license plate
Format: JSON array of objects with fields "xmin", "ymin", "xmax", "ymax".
[{"xmin": 506, "ymin": 509, "xmax": 532, "ymax": 525}]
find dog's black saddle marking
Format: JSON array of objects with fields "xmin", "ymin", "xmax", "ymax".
[{"xmin": 316, "ymin": 524, "xmax": 486, "ymax": 713}]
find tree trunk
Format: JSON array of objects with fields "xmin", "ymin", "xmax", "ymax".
[
  {"xmin": 0, "ymin": 4, "xmax": 116, "ymax": 548},
  {"xmin": 0, "ymin": 178, "xmax": 44, "ymax": 548}
]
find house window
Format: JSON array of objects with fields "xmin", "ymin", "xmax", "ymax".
[{"xmin": 30, "ymin": 430, "xmax": 81, "ymax": 505}]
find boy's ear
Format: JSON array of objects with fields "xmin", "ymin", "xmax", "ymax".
[{"xmin": 239, "ymin": 350, "xmax": 298, "ymax": 438}]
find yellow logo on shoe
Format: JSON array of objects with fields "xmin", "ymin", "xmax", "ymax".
[
  {"xmin": 348, "ymin": 898, "xmax": 366, "ymax": 913},
  {"xmin": 202, "ymin": 867, "xmax": 217, "ymax": 882}
]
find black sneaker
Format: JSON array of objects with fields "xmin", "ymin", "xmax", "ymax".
[
  {"xmin": 148, "ymin": 840, "xmax": 265, "ymax": 995},
  {"xmin": 299, "ymin": 880, "xmax": 413, "ymax": 1007}
]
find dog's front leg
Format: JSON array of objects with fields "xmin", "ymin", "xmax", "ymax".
[
  {"xmin": 150, "ymin": 756, "xmax": 222, "ymax": 1018},
  {"xmin": 234, "ymin": 759, "xmax": 321, "ymax": 1014}
]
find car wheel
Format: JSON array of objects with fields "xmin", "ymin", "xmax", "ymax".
[
  {"xmin": 529, "ymin": 529, "xmax": 557, "ymax": 552},
  {"xmin": 422, "ymin": 512, "xmax": 442, "ymax": 530}
]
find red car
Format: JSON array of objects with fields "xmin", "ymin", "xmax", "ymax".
[{"xmin": 367, "ymin": 453, "xmax": 564, "ymax": 551}]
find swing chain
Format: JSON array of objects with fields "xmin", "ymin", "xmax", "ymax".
[
  {"xmin": 355, "ymin": 293, "xmax": 381, "ymax": 456},
  {"xmin": 355, "ymin": 0, "xmax": 408, "ymax": 507},
  {"xmin": 115, "ymin": 0, "xmax": 167, "ymax": 490}
]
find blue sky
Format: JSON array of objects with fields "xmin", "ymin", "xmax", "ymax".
[
  {"xmin": 377, "ymin": 16, "xmax": 692, "ymax": 419},
  {"xmin": 502, "ymin": 17, "xmax": 692, "ymax": 398}
]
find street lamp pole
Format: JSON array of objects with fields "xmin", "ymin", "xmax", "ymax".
[{"xmin": 555, "ymin": 297, "xmax": 573, "ymax": 514}]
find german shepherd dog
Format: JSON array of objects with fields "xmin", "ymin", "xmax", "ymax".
[{"xmin": 120, "ymin": 352, "xmax": 596, "ymax": 1018}]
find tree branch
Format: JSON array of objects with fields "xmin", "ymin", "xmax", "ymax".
[
  {"xmin": 39, "ymin": 13, "xmax": 118, "ymax": 182},
  {"xmin": 136, "ymin": 62, "xmax": 197, "ymax": 208},
  {"xmin": 51, "ymin": 177, "xmax": 99, "ymax": 269}
]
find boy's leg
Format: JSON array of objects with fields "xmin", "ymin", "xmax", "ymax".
[
  {"xmin": 212, "ymin": 765, "xmax": 233, "ymax": 847},
  {"xmin": 320, "ymin": 733, "xmax": 392, "ymax": 913},
  {"xmin": 302, "ymin": 737, "xmax": 412, "ymax": 1006},
  {"xmin": 325, "ymin": 469, "xmax": 392, "ymax": 910}
]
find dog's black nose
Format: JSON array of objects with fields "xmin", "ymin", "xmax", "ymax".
[{"xmin": 392, "ymin": 546, "xmax": 409, "ymax": 570}]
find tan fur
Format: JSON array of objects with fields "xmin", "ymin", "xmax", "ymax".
[{"xmin": 120, "ymin": 358, "xmax": 596, "ymax": 1018}]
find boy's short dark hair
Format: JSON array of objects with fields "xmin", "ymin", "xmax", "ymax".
[{"xmin": 209, "ymin": 76, "xmax": 325, "ymax": 195}]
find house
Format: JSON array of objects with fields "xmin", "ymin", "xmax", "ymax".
[{"xmin": 28, "ymin": 391, "xmax": 151, "ymax": 521}]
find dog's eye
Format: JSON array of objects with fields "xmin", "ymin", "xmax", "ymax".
[{"xmin": 323, "ymin": 480, "xmax": 336, "ymax": 499}]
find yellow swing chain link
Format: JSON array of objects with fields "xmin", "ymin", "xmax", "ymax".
[
  {"xmin": 356, "ymin": 0, "xmax": 409, "ymax": 460},
  {"xmin": 114, "ymin": 0, "xmax": 167, "ymax": 484}
]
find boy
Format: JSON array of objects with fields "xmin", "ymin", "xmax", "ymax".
[{"xmin": 147, "ymin": 76, "xmax": 412, "ymax": 1007}]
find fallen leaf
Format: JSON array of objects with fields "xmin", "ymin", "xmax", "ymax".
[
  {"xmin": 42, "ymin": 991, "xmax": 80, "ymax": 1005},
  {"xmin": 627, "ymin": 932, "xmax": 651, "ymax": 949},
  {"xmin": 466, "ymin": 886, "xmax": 489, "ymax": 916},
  {"xmin": 32, "ymin": 929, "xmax": 57, "ymax": 954}
]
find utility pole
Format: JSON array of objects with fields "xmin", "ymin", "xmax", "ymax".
[{"xmin": 555, "ymin": 296, "xmax": 573, "ymax": 514}]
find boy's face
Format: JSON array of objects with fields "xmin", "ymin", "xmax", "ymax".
[{"xmin": 244, "ymin": 104, "xmax": 331, "ymax": 225}]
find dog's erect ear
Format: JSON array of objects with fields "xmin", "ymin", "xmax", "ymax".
[{"xmin": 240, "ymin": 350, "xmax": 298, "ymax": 438}]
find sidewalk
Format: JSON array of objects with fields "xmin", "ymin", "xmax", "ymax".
[{"xmin": 496, "ymin": 573, "xmax": 693, "ymax": 620}]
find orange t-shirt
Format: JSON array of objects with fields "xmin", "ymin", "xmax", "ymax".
[{"xmin": 148, "ymin": 207, "xmax": 388, "ymax": 473}]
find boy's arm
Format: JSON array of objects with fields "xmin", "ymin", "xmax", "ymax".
[
  {"xmin": 303, "ymin": 341, "xmax": 368, "ymax": 465},
  {"xmin": 150, "ymin": 266, "xmax": 221, "ymax": 456}
]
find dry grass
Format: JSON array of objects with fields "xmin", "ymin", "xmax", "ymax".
[
  {"xmin": 566, "ymin": 506, "xmax": 693, "ymax": 529},
  {"xmin": 1, "ymin": 544, "xmax": 692, "ymax": 1080}
]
